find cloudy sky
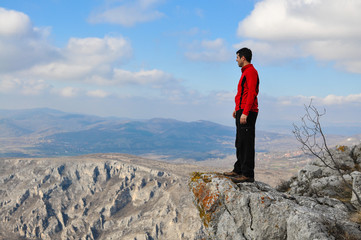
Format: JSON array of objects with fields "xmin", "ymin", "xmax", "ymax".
[{"xmin": 1, "ymin": 0, "xmax": 360, "ymax": 133}]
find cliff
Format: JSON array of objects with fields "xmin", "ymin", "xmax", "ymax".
[
  {"xmin": 0, "ymin": 154, "xmax": 207, "ymax": 239},
  {"xmin": 189, "ymin": 143, "xmax": 361, "ymax": 240}
]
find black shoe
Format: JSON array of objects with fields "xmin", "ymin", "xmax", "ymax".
[
  {"xmin": 231, "ymin": 175, "xmax": 254, "ymax": 183},
  {"xmin": 223, "ymin": 171, "xmax": 239, "ymax": 177}
]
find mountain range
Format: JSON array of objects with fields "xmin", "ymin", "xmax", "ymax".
[{"xmin": 0, "ymin": 108, "xmax": 359, "ymax": 161}]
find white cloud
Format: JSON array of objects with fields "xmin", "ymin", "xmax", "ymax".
[
  {"xmin": 0, "ymin": 13, "xmax": 180, "ymax": 99},
  {"xmin": 0, "ymin": 8, "xmax": 133, "ymax": 81},
  {"xmin": 0, "ymin": 8, "xmax": 31, "ymax": 37},
  {"xmin": 236, "ymin": 0, "xmax": 361, "ymax": 72},
  {"xmin": 112, "ymin": 69, "xmax": 173, "ymax": 86},
  {"xmin": 239, "ymin": 0, "xmax": 361, "ymax": 41},
  {"xmin": 21, "ymin": 79, "xmax": 50, "ymax": 96},
  {"xmin": 0, "ymin": 76, "xmax": 51, "ymax": 95},
  {"xmin": 185, "ymin": 38, "xmax": 233, "ymax": 62},
  {"xmin": 0, "ymin": 77, "xmax": 19, "ymax": 92},
  {"xmin": 264, "ymin": 93, "xmax": 361, "ymax": 107},
  {"xmin": 321, "ymin": 93, "xmax": 361, "ymax": 105},
  {"xmin": 28, "ymin": 36, "xmax": 132, "ymax": 80},
  {"xmin": 0, "ymin": 7, "xmax": 185, "ymax": 102},
  {"xmin": 57, "ymin": 87, "xmax": 79, "ymax": 98},
  {"xmin": 0, "ymin": 8, "xmax": 58, "ymax": 72},
  {"xmin": 214, "ymin": 91, "xmax": 234, "ymax": 103},
  {"xmin": 87, "ymin": 89, "xmax": 110, "ymax": 98},
  {"xmin": 83, "ymin": 68, "xmax": 176, "ymax": 89},
  {"xmin": 89, "ymin": 0, "xmax": 165, "ymax": 27}
]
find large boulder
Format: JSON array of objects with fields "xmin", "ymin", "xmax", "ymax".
[
  {"xmin": 189, "ymin": 173, "xmax": 361, "ymax": 240},
  {"xmin": 288, "ymin": 144, "xmax": 361, "ymax": 206}
]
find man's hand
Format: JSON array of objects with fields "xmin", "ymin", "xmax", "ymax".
[
  {"xmin": 233, "ymin": 110, "xmax": 236, "ymax": 119},
  {"xmin": 240, "ymin": 114, "xmax": 248, "ymax": 124}
]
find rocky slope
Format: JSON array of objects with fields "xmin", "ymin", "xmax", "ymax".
[
  {"xmin": 189, "ymin": 143, "xmax": 361, "ymax": 240},
  {"xmin": 0, "ymin": 154, "xmax": 208, "ymax": 239}
]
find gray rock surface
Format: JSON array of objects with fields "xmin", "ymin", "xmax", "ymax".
[
  {"xmin": 351, "ymin": 171, "xmax": 361, "ymax": 209},
  {"xmin": 0, "ymin": 154, "xmax": 207, "ymax": 239},
  {"xmin": 288, "ymin": 144, "xmax": 361, "ymax": 206},
  {"xmin": 189, "ymin": 173, "xmax": 361, "ymax": 240}
]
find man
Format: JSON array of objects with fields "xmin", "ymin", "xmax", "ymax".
[{"xmin": 224, "ymin": 47, "xmax": 259, "ymax": 183}]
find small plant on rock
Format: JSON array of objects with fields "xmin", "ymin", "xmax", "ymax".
[{"xmin": 276, "ymin": 177, "xmax": 296, "ymax": 192}]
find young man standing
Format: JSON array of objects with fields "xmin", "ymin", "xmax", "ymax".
[{"xmin": 224, "ymin": 47, "xmax": 259, "ymax": 183}]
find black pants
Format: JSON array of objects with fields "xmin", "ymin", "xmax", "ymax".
[{"xmin": 233, "ymin": 110, "xmax": 258, "ymax": 178}]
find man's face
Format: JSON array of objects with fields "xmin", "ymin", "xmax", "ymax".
[{"xmin": 236, "ymin": 54, "xmax": 244, "ymax": 68}]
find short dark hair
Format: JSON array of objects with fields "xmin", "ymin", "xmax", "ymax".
[{"xmin": 237, "ymin": 48, "xmax": 252, "ymax": 63}]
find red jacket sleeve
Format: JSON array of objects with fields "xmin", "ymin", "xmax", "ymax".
[{"xmin": 243, "ymin": 69, "xmax": 258, "ymax": 116}]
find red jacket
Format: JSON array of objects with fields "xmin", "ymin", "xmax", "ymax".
[{"xmin": 234, "ymin": 64, "xmax": 259, "ymax": 116}]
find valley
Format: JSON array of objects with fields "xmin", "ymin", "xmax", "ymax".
[{"xmin": 0, "ymin": 108, "xmax": 360, "ymax": 186}]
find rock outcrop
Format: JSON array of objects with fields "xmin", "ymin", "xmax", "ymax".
[
  {"xmin": 189, "ymin": 172, "xmax": 361, "ymax": 240},
  {"xmin": 287, "ymin": 144, "xmax": 361, "ymax": 208},
  {"xmin": 189, "ymin": 143, "xmax": 361, "ymax": 240},
  {"xmin": 0, "ymin": 154, "xmax": 206, "ymax": 239}
]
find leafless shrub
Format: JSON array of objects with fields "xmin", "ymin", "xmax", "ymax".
[{"xmin": 292, "ymin": 100, "xmax": 361, "ymax": 206}]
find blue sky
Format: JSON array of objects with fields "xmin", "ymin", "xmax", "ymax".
[{"xmin": 0, "ymin": 0, "xmax": 360, "ymax": 133}]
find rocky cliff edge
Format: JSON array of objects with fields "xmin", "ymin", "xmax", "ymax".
[
  {"xmin": 189, "ymin": 172, "xmax": 361, "ymax": 240},
  {"xmin": 189, "ymin": 144, "xmax": 361, "ymax": 240}
]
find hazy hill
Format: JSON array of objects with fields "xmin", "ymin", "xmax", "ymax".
[
  {"xmin": 0, "ymin": 109, "xmax": 236, "ymax": 159},
  {"xmin": 0, "ymin": 108, "xmax": 106, "ymax": 135},
  {"xmin": 0, "ymin": 118, "xmax": 33, "ymax": 137},
  {"xmin": 35, "ymin": 118, "xmax": 236, "ymax": 160},
  {"xmin": 0, "ymin": 108, "xmax": 359, "ymax": 160}
]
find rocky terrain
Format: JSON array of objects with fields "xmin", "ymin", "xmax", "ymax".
[
  {"xmin": 2, "ymin": 143, "xmax": 361, "ymax": 239},
  {"xmin": 287, "ymin": 144, "xmax": 361, "ymax": 208},
  {"xmin": 190, "ymin": 173, "xmax": 361, "ymax": 240},
  {"xmin": 190, "ymin": 143, "xmax": 361, "ymax": 240},
  {"xmin": 0, "ymin": 154, "xmax": 211, "ymax": 239}
]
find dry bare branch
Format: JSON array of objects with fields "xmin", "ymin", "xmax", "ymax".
[{"xmin": 293, "ymin": 100, "xmax": 361, "ymax": 205}]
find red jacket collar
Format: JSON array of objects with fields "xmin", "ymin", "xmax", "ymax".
[{"xmin": 241, "ymin": 64, "xmax": 253, "ymax": 73}]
